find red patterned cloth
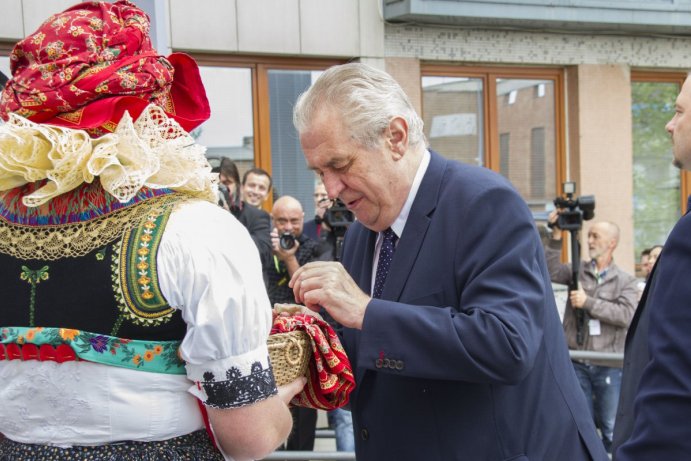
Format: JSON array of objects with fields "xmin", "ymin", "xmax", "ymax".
[
  {"xmin": 0, "ymin": 0, "xmax": 209, "ymax": 137},
  {"xmin": 271, "ymin": 314, "xmax": 355, "ymax": 410}
]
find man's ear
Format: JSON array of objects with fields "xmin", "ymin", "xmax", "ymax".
[{"xmin": 386, "ymin": 116, "xmax": 409, "ymax": 159}]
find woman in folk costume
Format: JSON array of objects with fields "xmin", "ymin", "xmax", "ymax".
[{"xmin": 0, "ymin": 1, "xmax": 304, "ymax": 460}]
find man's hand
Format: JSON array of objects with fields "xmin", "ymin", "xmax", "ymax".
[
  {"xmin": 569, "ymin": 288, "xmax": 587, "ymax": 308},
  {"xmin": 273, "ymin": 303, "xmax": 324, "ymax": 322},
  {"xmin": 548, "ymin": 210, "xmax": 564, "ymax": 241},
  {"xmin": 289, "ymin": 261, "xmax": 371, "ymax": 329}
]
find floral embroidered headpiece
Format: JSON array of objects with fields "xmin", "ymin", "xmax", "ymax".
[{"xmin": 0, "ymin": 0, "xmax": 209, "ymax": 137}]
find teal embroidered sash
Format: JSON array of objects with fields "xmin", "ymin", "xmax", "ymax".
[{"xmin": 0, "ymin": 326, "xmax": 185, "ymax": 374}]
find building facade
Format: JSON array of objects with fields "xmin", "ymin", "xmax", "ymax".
[{"xmin": 2, "ymin": 0, "xmax": 690, "ymax": 273}]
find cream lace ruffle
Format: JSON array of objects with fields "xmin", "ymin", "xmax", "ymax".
[{"xmin": 0, "ymin": 104, "xmax": 216, "ymax": 206}]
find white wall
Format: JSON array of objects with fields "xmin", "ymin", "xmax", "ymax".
[{"xmin": 169, "ymin": 0, "xmax": 383, "ymax": 57}]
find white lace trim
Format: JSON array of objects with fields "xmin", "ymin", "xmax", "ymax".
[{"xmin": 0, "ymin": 105, "xmax": 217, "ymax": 206}]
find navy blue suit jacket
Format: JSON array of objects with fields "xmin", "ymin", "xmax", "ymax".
[
  {"xmin": 339, "ymin": 151, "xmax": 607, "ymax": 461},
  {"xmin": 614, "ymin": 197, "xmax": 691, "ymax": 460}
]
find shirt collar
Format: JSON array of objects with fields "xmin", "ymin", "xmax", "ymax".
[{"xmin": 389, "ymin": 149, "xmax": 431, "ymax": 238}]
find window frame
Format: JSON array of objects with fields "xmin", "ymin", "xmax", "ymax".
[{"xmin": 420, "ymin": 64, "xmax": 567, "ymax": 199}]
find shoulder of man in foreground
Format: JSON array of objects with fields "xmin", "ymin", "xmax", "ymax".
[{"xmin": 616, "ymin": 210, "xmax": 691, "ymax": 460}]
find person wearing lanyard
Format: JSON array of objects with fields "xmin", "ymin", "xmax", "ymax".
[{"xmin": 544, "ymin": 214, "xmax": 639, "ymax": 454}]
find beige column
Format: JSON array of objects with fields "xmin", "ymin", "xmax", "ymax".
[
  {"xmin": 566, "ymin": 64, "xmax": 635, "ymax": 273},
  {"xmin": 386, "ymin": 58, "xmax": 422, "ymax": 116}
]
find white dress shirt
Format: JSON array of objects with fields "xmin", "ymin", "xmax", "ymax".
[{"xmin": 371, "ymin": 150, "xmax": 431, "ymax": 293}]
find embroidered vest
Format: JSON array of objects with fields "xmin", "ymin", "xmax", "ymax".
[{"xmin": 0, "ymin": 181, "xmax": 192, "ymax": 374}]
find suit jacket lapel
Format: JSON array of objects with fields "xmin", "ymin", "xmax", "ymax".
[
  {"xmin": 362, "ymin": 229, "xmax": 378, "ymax": 294},
  {"xmin": 382, "ymin": 151, "xmax": 446, "ymax": 301}
]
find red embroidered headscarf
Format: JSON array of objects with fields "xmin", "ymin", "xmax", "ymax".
[{"xmin": 0, "ymin": 0, "xmax": 209, "ymax": 137}]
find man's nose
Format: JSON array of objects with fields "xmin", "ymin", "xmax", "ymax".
[
  {"xmin": 322, "ymin": 173, "xmax": 344, "ymax": 198},
  {"xmin": 665, "ymin": 117, "xmax": 675, "ymax": 134}
]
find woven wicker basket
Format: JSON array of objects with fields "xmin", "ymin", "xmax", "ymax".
[{"xmin": 268, "ymin": 330, "xmax": 312, "ymax": 386}]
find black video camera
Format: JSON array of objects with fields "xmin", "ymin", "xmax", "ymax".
[
  {"xmin": 323, "ymin": 199, "xmax": 355, "ymax": 236},
  {"xmin": 552, "ymin": 181, "xmax": 595, "ymax": 232},
  {"xmin": 279, "ymin": 232, "xmax": 296, "ymax": 250},
  {"xmin": 551, "ymin": 182, "xmax": 595, "ymax": 347}
]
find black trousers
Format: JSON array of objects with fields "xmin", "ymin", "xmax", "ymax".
[{"xmin": 285, "ymin": 407, "xmax": 318, "ymax": 451}]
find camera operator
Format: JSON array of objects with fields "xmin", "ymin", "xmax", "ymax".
[
  {"xmin": 304, "ymin": 180, "xmax": 355, "ymax": 262},
  {"xmin": 304, "ymin": 180, "xmax": 332, "ymax": 253},
  {"xmin": 544, "ymin": 209, "xmax": 638, "ymax": 454}
]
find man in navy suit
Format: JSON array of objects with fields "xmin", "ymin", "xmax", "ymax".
[
  {"xmin": 612, "ymin": 75, "xmax": 691, "ymax": 460},
  {"xmin": 289, "ymin": 63, "xmax": 607, "ymax": 461}
]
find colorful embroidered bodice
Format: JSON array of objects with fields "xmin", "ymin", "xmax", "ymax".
[{"xmin": 0, "ymin": 182, "xmax": 190, "ymax": 374}]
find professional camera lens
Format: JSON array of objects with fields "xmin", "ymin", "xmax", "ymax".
[{"xmin": 279, "ymin": 232, "xmax": 296, "ymax": 250}]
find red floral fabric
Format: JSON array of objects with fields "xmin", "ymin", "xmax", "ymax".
[
  {"xmin": 271, "ymin": 314, "xmax": 355, "ymax": 410},
  {"xmin": 0, "ymin": 0, "xmax": 209, "ymax": 136}
]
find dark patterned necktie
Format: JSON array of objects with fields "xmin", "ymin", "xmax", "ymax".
[{"xmin": 373, "ymin": 228, "xmax": 398, "ymax": 298}]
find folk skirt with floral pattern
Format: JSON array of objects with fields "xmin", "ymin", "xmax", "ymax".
[{"xmin": 0, "ymin": 430, "xmax": 223, "ymax": 461}]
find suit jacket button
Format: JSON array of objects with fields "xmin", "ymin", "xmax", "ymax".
[
  {"xmin": 375, "ymin": 358, "xmax": 383, "ymax": 368},
  {"xmin": 395, "ymin": 360, "xmax": 404, "ymax": 370},
  {"xmin": 361, "ymin": 428, "xmax": 369, "ymax": 440}
]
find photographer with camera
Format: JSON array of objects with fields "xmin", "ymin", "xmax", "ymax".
[
  {"xmin": 268, "ymin": 195, "xmax": 323, "ymax": 453},
  {"xmin": 545, "ymin": 206, "xmax": 638, "ymax": 454},
  {"xmin": 269, "ymin": 196, "xmax": 321, "ymax": 305}
]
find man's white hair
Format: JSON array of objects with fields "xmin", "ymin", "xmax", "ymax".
[{"xmin": 293, "ymin": 62, "xmax": 426, "ymax": 150}]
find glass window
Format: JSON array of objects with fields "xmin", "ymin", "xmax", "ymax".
[
  {"xmin": 196, "ymin": 66, "xmax": 254, "ymax": 174},
  {"xmin": 422, "ymin": 67, "xmax": 563, "ymax": 219},
  {"xmin": 0, "ymin": 56, "xmax": 8, "ymax": 79},
  {"xmin": 496, "ymin": 78, "xmax": 556, "ymax": 214},
  {"xmin": 631, "ymin": 79, "xmax": 683, "ymax": 260},
  {"xmin": 422, "ymin": 76, "xmax": 485, "ymax": 166},
  {"xmin": 267, "ymin": 69, "xmax": 323, "ymax": 216}
]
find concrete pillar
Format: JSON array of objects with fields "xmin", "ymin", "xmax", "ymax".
[
  {"xmin": 567, "ymin": 64, "xmax": 635, "ymax": 273},
  {"xmin": 386, "ymin": 58, "xmax": 422, "ymax": 116}
]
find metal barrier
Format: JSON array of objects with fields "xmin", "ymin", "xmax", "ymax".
[
  {"xmin": 261, "ymin": 427, "xmax": 357, "ymax": 461},
  {"xmin": 262, "ymin": 452, "xmax": 355, "ymax": 460},
  {"xmin": 569, "ymin": 350, "xmax": 624, "ymax": 366}
]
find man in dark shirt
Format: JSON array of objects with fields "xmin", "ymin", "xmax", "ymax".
[{"xmin": 268, "ymin": 195, "xmax": 321, "ymax": 452}]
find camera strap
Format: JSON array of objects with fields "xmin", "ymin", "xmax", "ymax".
[{"xmin": 273, "ymin": 255, "xmax": 288, "ymax": 285}]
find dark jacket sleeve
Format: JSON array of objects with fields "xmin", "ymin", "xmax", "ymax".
[
  {"xmin": 544, "ymin": 238, "xmax": 573, "ymax": 286},
  {"xmin": 238, "ymin": 205, "xmax": 273, "ymax": 282}
]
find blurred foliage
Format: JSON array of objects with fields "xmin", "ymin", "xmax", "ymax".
[{"xmin": 631, "ymin": 81, "xmax": 681, "ymax": 260}]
